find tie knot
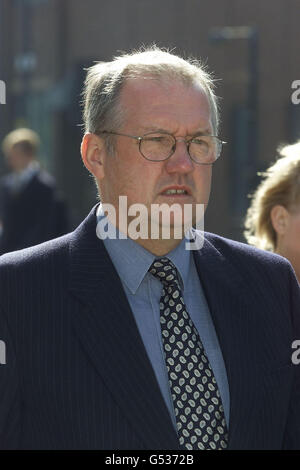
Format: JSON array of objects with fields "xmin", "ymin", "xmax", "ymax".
[{"xmin": 149, "ymin": 257, "xmax": 179, "ymax": 286}]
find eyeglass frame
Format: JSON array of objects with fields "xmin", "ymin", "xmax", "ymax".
[{"xmin": 98, "ymin": 130, "xmax": 227, "ymax": 165}]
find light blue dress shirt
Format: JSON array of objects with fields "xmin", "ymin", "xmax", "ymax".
[{"xmin": 96, "ymin": 206, "xmax": 230, "ymax": 432}]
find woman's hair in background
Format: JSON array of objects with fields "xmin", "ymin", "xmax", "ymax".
[{"xmin": 244, "ymin": 140, "xmax": 300, "ymax": 251}]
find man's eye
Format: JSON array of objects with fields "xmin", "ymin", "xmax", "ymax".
[
  {"xmin": 192, "ymin": 138, "xmax": 206, "ymax": 145},
  {"xmin": 145, "ymin": 136, "xmax": 164, "ymax": 142}
]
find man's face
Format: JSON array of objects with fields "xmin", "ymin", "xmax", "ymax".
[
  {"xmin": 5, "ymin": 144, "xmax": 31, "ymax": 172},
  {"xmin": 98, "ymin": 78, "xmax": 214, "ymax": 237}
]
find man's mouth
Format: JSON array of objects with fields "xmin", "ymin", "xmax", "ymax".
[
  {"xmin": 160, "ymin": 186, "xmax": 191, "ymax": 197},
  {"xmin": 162, "ymin": 189, "xmax": 188, "ymax": 195}
]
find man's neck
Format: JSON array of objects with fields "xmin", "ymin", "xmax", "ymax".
[
  {"xmin": 130, "ymin": 236, "xmax": 183, "ymax": 256},
  {"xmin": 96, "ymin": 203, "xmax": 189, "ymax": 256}
]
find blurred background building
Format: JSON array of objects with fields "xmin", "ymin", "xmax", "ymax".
[{"xmin": 1, "ymin": 0, "xmax": 300, "ymax": 239}]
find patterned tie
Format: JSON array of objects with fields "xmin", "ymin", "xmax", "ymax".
[{"xmin": 149, "ymin": 257, "xmax": 228, "ymax": 450}]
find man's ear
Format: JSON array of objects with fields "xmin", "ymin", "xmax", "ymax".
[
  {"xmin": 81, "ymin": 133, "xmax": 106, "ymax": 180},
  {"xmin": 270, "ymin": 205, "xmax": 289, "ymax": 235}
]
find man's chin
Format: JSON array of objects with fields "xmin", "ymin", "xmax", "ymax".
[{"xmin": 147, "ymin": 215, "xmax": 193, "ymax": 240}]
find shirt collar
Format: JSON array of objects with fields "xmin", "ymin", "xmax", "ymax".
[{"xmin": 96, "ymin": 203, "xmax": 191, "ymax": 294}]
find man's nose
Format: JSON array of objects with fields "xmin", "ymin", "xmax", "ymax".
[{"xmin": 165, "ymin": 139, "xmax": 194, "ymax": 174}]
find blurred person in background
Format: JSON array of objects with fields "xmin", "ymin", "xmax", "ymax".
[
  {"xmin": 0, "ymin": 128, "xmax": 69, "ymax": 254},
  {"xmin": 244, "ymin": 141, "xmax": 300, "ymax": 283}
]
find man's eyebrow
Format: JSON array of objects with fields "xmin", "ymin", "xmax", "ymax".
[
  {"xmin": 140, "ymin": 126, "xmax": 213, "ymax": 135},
  {"xmin": 190, "ymin": 129, "xmax": 212, "ymax": 136}
]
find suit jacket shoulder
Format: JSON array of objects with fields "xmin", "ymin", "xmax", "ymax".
[{"xmin": 203, "ymin": 230, "xmax": 298, "ymax": 287}]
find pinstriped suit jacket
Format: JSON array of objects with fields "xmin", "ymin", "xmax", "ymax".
[{"xmin": 0, "ymin": 205, "xmax": 300, "ymax": 449}]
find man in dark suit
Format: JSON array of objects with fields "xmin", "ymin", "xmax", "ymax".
[
  {"xmin": 0, "ymin": 47, "xmax": 300, "ymax": 450},
  {"xmin": 0, "ymin": 128, "xmax": 69, "ymax": 255}
]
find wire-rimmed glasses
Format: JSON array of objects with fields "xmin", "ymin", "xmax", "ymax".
[{"xmin": 99, "ymin": 130, "xmax": 226, "ymax": 164}]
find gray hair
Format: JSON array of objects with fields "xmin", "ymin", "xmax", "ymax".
[{"xmin": 82, "ymin": 46, "xmax": 220, "ymax": 154}]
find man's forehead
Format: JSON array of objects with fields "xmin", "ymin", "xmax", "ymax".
[
  {"xmin": 121, "ymin": 76, "xmax": 207, "ymax": 102},
  {"xmin": 120, "ymin": 77, "xmax": 212, "ymax": 133}
]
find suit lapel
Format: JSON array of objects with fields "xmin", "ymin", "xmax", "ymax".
[
  {"xmin": 69, "ymin": 206, "xmax": 180, "ymax": 450},
  {"xmin": 192, "ymin": 237, "xmax": 264, "ymax": 449}
]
